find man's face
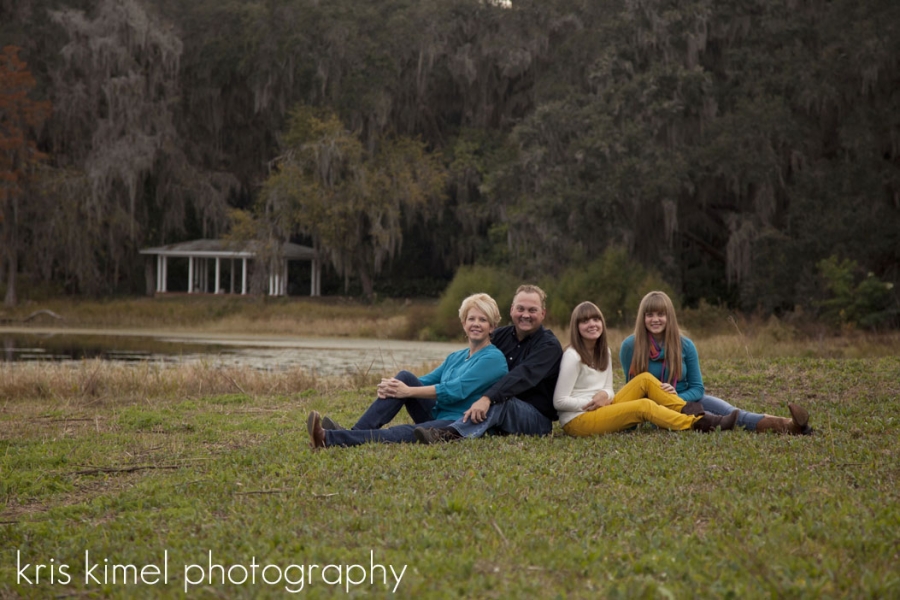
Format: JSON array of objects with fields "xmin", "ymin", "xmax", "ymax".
[{"xmin": 510, "ymin": 292, "xmax": 545, "ymax": 339}]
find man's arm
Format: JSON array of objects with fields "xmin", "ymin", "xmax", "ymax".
[
  {"xmin": 484, "ymin": 335, "xmax": 561, "ymax": 404},
  {"xmin": 463, "ymin": 329, "xmax": 562, "ymax": 424}
]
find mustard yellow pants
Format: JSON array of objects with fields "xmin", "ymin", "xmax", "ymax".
[{"xmin": 563, "ymin": 372, "xmax": 700, "ymax": 436}]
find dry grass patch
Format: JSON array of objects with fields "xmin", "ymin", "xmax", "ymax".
[
  {"xmin": 1, "ymin": 296, "xmax": 431, "ymax": 339},
  {"xmin": 0, "ymin": 361, "xmax": 367, "ymax": 406}
]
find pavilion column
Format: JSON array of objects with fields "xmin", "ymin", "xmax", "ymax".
[
  {"xmin": 282, "ymin": 260, "xmax": 288, "ymax": 295},
  {"xmin": 242, "ymin": 259, "xmax": 247, "ymax": 294},
  {"xmin": 161, "ymin": 256, "xmax": 167, "ymax": 293},
  {"xmin": 271, "ymin": 261, "xmax": 279, "ymax": 296},
  {"xmin": 215, "ymin": 257, "xmax": 221, "ymax": 294},
  {"xmin": 156, "ymin": 255, "xmax": 162, "ymax": 292},
  {"xmin": 230, "ymin": 258, "xmax": 235, "ymax": 293},
  {"xmin": 188, "ymin": 257, "xmax": 194, "ymax": 293}
]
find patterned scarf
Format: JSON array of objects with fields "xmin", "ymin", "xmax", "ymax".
[
  {"xmin": 629, "ymin": 334, "xmax": 674, "ymax": 385},
  {"xmin": 649, "ymin": 333, "xmax": 677, "ymax": 386},
  {"xmin": 648, "ymin": 334, "xmax": 666, "ymax": 383}
]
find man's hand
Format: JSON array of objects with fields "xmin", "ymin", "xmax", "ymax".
[{"xmin": 463, "ymin": 397, "xmax": 491, "ymax": 423}]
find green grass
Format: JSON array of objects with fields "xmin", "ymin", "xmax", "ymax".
[{"xmin": 1, "ymin": 355, "xmax": 898, "ymax": 598}]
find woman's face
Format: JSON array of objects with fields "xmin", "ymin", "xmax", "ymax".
[
  {"xmin": 463, "ymin": 307, "xmax": 493, "ymax": 344},
  {"xmin": 644, "ymin": 310, "xmax": 667, "ymax": 337},
  {"xmin": 578, "ymin": 316, "xmax": 603, "ymax": 341}
]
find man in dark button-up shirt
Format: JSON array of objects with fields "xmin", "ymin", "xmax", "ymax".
[{"xmin": 414, "ymin": 284, "xmax": 562, "ymax": 443}]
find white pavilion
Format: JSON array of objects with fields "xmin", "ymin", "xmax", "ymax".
[{"xmin": 139, "ymin": 239, "xmax": 321, "ymax": 296}]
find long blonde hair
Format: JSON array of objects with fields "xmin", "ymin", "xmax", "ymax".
[
  {"xmin": 629, "ymin": 291, "xmax": 682, "ymax": 384},
  {"xmin": 568, "ymin": 301, "xmax": 610, "ymax": 371}
]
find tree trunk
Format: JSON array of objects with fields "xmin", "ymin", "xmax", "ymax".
[
  {"xmin": 4, "ymin": 257, "xmax": 16, "ymax": 307},
  {"xmin": 359, "ymin": 268, "xmax": 375, "ymax": 301},
  {"xmin": 3, "ymin": 194, "xmax": 18, "ymax": 307},
  {"xmin": 145, "ymin": 256, "xmax": 155, "ymax": 296}
]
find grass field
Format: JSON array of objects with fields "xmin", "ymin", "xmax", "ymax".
[{"xmin": 1, "ymin": 343, "xmax": 898, "ymax": 598}]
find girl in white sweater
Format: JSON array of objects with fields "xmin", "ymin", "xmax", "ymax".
[{"xmin": 553, "ymin": 301, "xmax": 737, "ymax": 436}]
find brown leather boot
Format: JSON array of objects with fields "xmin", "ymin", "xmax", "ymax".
[
  {"xmin": 691, "ymin": 409, "xmax": 739, "ymax": 432},
  {"xmin": 788, "ymin": 403, "xmax": 814, "ymax": 435},
  {"xmin": 307, "ymin": 410, "xmax": 326, "ymax": 449},
  {"xmin": 681, "ymin": 401, "xmax": 705, "ymax": 416},
  {"xmin": 755, "ymin": 416, "xmax": 792, "ymax": 433},
  {"xmin": 756, "ymin": 404, "xmax": 813, "ymax": 435}
]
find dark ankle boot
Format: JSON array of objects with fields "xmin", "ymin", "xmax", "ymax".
[
  {"xmin": 322, "ymin": 416, "xmax": 346, "ymax": 431},
  {"xmin": 414, "ymin": 426, "xmax": 462, "ymax": 444},
  {"xmin": 692, "ymin": 409, "xmax": 738, "ymax": 432},
  {"xmin": 681, "ymin": 401, "xmax": 704, "ymax": 416}
]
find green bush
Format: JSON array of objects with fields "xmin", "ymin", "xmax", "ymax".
[
  {"xmin": 547, "ymin": 247, "xmax": 675, "ymax": 328},
  {"xmin": 679, "ymin": 299, "xmax": 737, "ymax": 336},
  {"xmin": 400, "ymin": 302, "xmax": 440, "ymax": 340},
  {"xmin": 433, "ymin": 266, "xmax": 519, "ymax": 338},
  {"xmin": 816, "ymin": 256, "xmax": 899, "ymax": 329}
]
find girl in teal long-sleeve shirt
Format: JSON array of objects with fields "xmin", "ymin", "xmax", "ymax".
[
  {"xmin": 619, "ymin": 335, "xmax": 704, "ymax": 402},
  {"xmin": 620, "ymin": 291, "xmax": 813, "ymax": 435}
]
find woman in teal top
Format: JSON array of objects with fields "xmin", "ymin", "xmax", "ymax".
[
  {"xmin": 307, "ymin": 293, "xmax": 508, "ymax": 448},
  {"xmin": 620, "ymin": 291, "xmax": 813, "ymax": 434}
]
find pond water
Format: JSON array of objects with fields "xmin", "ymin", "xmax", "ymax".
[{"xmin": 0, "ymin": 329, "xmax": 462, "ymax": 377}]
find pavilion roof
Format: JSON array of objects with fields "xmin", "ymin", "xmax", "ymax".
[{"xmin": 139, "ymin": 239, "xmax": 316, "ymax": 260}]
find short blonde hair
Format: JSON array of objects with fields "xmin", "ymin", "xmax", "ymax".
[{"xmin": 459, "ymin": 293, "xmax": 502, "ymax": 327}]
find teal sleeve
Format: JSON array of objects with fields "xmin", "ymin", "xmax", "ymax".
[
  {"xmin": 619, "ymin": 336, "xmax": 635, "ymax": 381},
  {"xmin": 418, "ymin": 356, "xmax": 449, "ymax": 386},
  {"xmin": 677, "ymin": 338, "xmax": 705, "ymax": 402},
  {"xmin": 434, "ymin": 347, "xmax": 508, "ymax": 404}
]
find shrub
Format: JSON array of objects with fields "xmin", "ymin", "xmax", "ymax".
[
  {"xmin": 433, "ymin": 266, "xmax": 519, "ymax": 338},
  {"xmin": 400, "ymin": 301, "xmax": 440, "ymax": 340},
  {"xmin": 547, "ymin": 247, "xmax": 674, "ymax": 327},
  {"xmin": 679, "ymin": 299, "xmax": 736, "ymax": 336},
  {"xmin": 816, "ymin": 256, "xmax": 899, "ymax": 329}
]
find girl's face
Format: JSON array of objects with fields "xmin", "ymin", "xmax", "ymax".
[
  {"xmin": 578, "ymin": 316, "xmax": 603, "ymax": 341},
  {"xmin": 644, "ymin": 310, "xmax": 667, "ymax": 338}
]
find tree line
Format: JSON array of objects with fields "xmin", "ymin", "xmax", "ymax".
[{"xmin": 1, "ymin": 0, "xmax": 898, "ymax": 326}]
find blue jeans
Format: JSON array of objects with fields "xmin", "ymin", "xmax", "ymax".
[
  {"xmin": 449, "ymin": 397, "xmax": 552, "ymax": 438},
  {"xmin": 698, "ymin": 394, "xmax": 765, "ymax": 431},
  {"xmin": 325, "ymin": 371, "xmax": 452, "ymax": 447}
]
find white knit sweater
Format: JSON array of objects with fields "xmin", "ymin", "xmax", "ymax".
[{"xmin": 552, "ymin": 347, "xmax": 615, "ymax": 427}]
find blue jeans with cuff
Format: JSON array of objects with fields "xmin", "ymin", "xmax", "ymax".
[
  {"xmin": 324, "ymin": 370, "xmax": 452, "ymax": 447},
  {"xmin": 698, "ymin": 394, "xmax": 765, "ymax": 431},
  {"xmin": 449, "ymin": 397, "xmax": 552, "ymax": 438}
]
